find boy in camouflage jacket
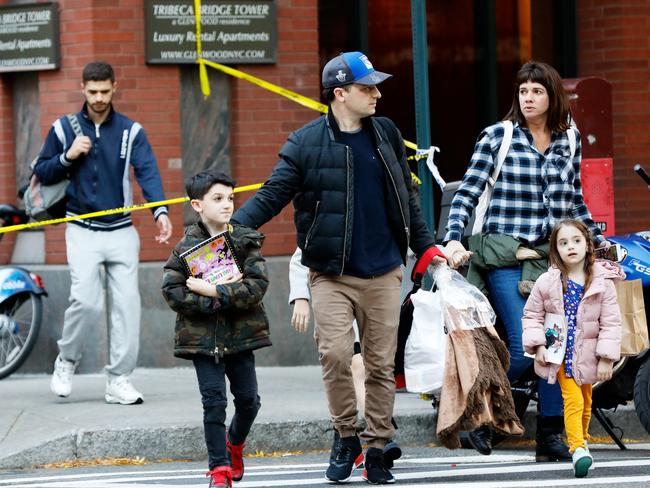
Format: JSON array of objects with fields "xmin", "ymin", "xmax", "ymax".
[{"xmin": 162, "ymin": 171, "xmax": 270, "ymax": 488}]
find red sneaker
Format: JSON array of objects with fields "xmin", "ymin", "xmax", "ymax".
[
  {"xmin": 227, "ymin": 438, "xmax": 245, "ymax": 481},
  {"xmin": 206, "ymin": 466, "xmax": 232, "ymax": 488}
]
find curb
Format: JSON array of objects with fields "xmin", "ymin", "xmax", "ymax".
[{"xmin": 1, "ymin": 407, "xmax": 647, "ymax": 470}]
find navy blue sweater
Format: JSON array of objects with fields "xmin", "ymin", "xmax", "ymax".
[
  {"xmin": 338, "ymin": 127, "xmax": 401, "ymax": 277},
  {"xmin": 34, "ymin": 104, "xmax": 168, "ymax": 230}
]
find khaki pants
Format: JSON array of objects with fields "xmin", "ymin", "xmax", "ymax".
[
  {"xmin": 557, "ymin": 363, "xmax": 593, "ymax": 452},
  {"xmin": 310, "ymin": 267, "xmax": 402, "ymax": 448}
]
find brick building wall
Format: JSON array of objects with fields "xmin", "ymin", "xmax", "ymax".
[
  {"xmin": 0, "ymin": 75, "xmax": 16, "ymax": 264},
  {"xmin": 0, "ymin": 0, "xmax": 320, "ymax": 263},
  {"xmin": 230, "ymin": 0, "xmax": 319, "ymax": 256},
  {"xmin": 578, "ymin": 0, "xmax": 650, "ymax": 234},
  {"xmin": 35, "ymin": 0, "xmax": 183, "ymax": 264}
]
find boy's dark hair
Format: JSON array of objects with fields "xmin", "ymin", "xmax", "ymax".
[
  {"xmin": 186, "ymin": 170, "xmax": 237, "ymax": 200},
  {"xmin": 82, "ymin": 61, "xmax": 115, "ymax": 83}
]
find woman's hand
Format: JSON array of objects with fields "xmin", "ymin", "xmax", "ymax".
[
  {"xmin": 445, "ymin": 240, "xmax": 473, "ymax": 269},
  {"xmin": 535, "ymin": 346, "xmax": 548, "ymax": 367},
  {"xmin": 292, "ymin": 298, "xmax": 311, "ymax": 333},
  {"xmin": 597, "ymin": 358, "xmax": 614, "ymax": 382},
  {"xmin": 186, "ymin": 277, "xmax": 217, "ymax": 297}
]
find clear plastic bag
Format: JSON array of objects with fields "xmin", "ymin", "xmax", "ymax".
[{"xmin": 429, "ymin": 264, "xmax": 496, "ymax": 331}]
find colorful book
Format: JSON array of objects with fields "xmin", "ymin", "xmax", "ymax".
[
  {"xmin": 524, "ymin": 313, "xmax": 568, "ymax": 364},
  {"xmin": 541, "ymin": 313, "xmax": 568, "ymax": 364},
  {"xmin": 179, "ymin": 231, "xmax": 243, "ymax": 285}
]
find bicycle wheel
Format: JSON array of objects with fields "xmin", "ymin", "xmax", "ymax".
[{"xmin": 0, "ymin": 292, "xmax": 43, "ymax": 379}]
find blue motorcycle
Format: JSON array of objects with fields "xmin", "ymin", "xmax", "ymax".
[
  {"xmin": 0, "ymin": 204, "xmax": 47, "ymax": 379},
  {"xmin": 592, "ymin": 164, "xmax": 650, "ymax": 441}
]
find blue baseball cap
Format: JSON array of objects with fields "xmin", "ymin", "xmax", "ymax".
[{"xmin": 321, "ymin": 51, "xmax": 392, "ymax": 89}]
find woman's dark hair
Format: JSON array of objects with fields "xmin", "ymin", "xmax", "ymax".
[
  {"xmin": 504, "ymin": 61, "xmax": 571, "ymax": 132},
  {"xmin": 549, "ymin": 219, "xmax": 595, "ymax": 292},
  {"xmin": 185, "ymin": 170, "xmax": 236, "ymax": 200},
  {"xmin": 82, "ymin": 61, "xmax": 115, "ymax": 83}
]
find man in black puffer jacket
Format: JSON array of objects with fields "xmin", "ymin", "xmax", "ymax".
[{"xmin": 233, "ymin": 51, "xmax": 445, "ymax": 484}]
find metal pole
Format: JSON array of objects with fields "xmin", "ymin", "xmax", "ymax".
[{"xmin": 411, "ymin": 0, "xmax": 435, "ymax": 233}]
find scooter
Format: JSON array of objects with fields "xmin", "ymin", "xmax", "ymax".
[{"xmin": 0, "ymin": 204, "xmax": 47, "ymax": 379}]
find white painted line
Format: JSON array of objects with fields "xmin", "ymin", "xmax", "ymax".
[
  {"xmin": 402, "ymin": 454, "xmax": 536, "ymax": 464},
  {"xmin": 2, "ymin": 457, "xmax": 649, "ymax": 487},
  {"xmin": 0, "ymin": 454, "xmax": 534, "ymax": 484},
  {"xmin": 402, "ymin": 475, "xmax": 650, "ymax": 487}
]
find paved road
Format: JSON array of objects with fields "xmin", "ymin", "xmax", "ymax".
[{"xmin": 1, "ymin": 445, "xmax": 650, "ymax": 487}]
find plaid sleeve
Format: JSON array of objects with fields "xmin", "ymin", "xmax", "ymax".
[
  {"xmin": 568, "ymin": 132, "xmax": 605, "ymax": 244},
  {"xmin": 443, "ymin": 125, "xmax": 501, "ymax": 242}
]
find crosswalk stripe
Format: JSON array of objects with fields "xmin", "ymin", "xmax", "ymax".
[
  {"xmin": 2, "ymin": 457, "xmax": 649, "ymax": 487},
  {"xmin": 404, "ymin": 475, "xmax": 650, "ymax": 487},
  {"xmin": 0, "ymin": 454, "xmax": 532, "ymax": 485}
]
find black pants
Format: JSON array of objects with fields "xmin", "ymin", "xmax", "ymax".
[{"xmin": 193, "ymin": 350, "xmax": 261, "ymax": 469}]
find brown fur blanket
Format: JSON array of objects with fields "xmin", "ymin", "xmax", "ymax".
[{"xmin": 436, "ymin": 326, "xmax": 524, "ymax": 449}]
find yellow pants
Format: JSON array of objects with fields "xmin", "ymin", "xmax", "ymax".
[{"xmin": 557, "ymin": 363, "xmax": 593, "ymax": 453}]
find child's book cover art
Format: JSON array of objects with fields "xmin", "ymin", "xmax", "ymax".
[
  {"xmin": 542, "ymin": 313, "xmax": 567, "ymax": 364},
  {"xmin": 179, "ymin": 231, "xmax": 243, "ymax": 285},
  {"xmin": 524, "ymin": 313, "xmax": 568, "ymax": 364}
]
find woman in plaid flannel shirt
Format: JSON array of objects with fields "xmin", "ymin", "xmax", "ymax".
[{"xmin": 443, "ymin": 61, "xmax": 606, "ymax": 462}]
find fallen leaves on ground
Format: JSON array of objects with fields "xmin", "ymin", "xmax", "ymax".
[{"xmin": 39, "ymin": 457, "xmax": 148, "ymax": 469}]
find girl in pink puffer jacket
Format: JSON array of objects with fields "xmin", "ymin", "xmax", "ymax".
[{"xmin": 522, "ymin": 219, "xmax": 624, "ymax": 478}]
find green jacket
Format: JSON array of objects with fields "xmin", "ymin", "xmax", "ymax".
[
  {"xmin": 467, "ymin": 233, "xmax": 549, "ymax": 295},
  {"xmin": 162, "ymin": 222, "xmax": 271, "ymax": 360}
]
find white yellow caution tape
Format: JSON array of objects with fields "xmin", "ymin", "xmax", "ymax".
[
  {"xmin": 0, "ymin": 183, "xmax": 262, "ymax": 234},
  {"xmin": 2, "ymin": 3, "xmax": 430, "ymax": 234}
]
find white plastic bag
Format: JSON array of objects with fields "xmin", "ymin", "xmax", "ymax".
[{"xmin": 404, "ymin": 286, "xmax": 447, "ymax": 394}]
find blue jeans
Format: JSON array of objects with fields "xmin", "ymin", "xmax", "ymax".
[
  {"xmin": 193, "ymin": 351, "xmax": 261, "ymax": 469},
  {"xmin": 485, "ymin": 266, "xmax": 563, "ymax": 417}
]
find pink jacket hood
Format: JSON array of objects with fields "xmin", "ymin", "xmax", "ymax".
[{"xmin": 522, "ymin": 260, "xmax": 624, "ymax": 385}]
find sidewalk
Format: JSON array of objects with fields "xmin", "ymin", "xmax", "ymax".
[{"xmin": 0, "ymin": 366, "xmax": 647, "ymax": 469}]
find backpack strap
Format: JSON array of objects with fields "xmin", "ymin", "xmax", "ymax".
[
  {"xmin": 567, "ymin": 126, "xmax": 576, "ymax": 161},
  {"xmin": 470, "ymin": 120, "xmax": 513, "ymax": 236},
  {"xmin": 66, "ymin": 113, "xmax": 83, "ymax": 138},
  {"xmin": 489, "ymin": 120, "xmax": 513, "ymax": 186}
]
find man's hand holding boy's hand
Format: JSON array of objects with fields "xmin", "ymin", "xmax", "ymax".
[
  {"xmin": 597, "ymin": 358, "xmax": 614, "ymax": 381},
  {"xmin": 186, "ymin": 277, "xmax": 217, "ymax": 297}
]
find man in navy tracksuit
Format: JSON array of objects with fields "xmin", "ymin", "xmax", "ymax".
[{"xmin": 34, "ymin": 61, "xmax": 173, "ymax": 404}]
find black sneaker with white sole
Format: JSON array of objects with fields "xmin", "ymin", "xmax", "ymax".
[
  {"xmin": 382, "ymin": 440, "xmax": 402, "ymax": 469},
  {"xmin": 362, "ymin": 447, "xmax": 395, "ymax": 484},
  {"xmin": 325, "ymin": 434, "xmax": 364, "ymax": 483}
]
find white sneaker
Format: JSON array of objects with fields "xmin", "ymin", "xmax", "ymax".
[
  {"xmin": 572, "ymin": 446, "xmax": 593, "ymax": 478},
  {"xmin": 50, "ymin": 355, "xmax": 76, "ymax": 397},
  {"xmin": 105, "ymin": 375, "xmax": 144, "ymax": 405}
]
